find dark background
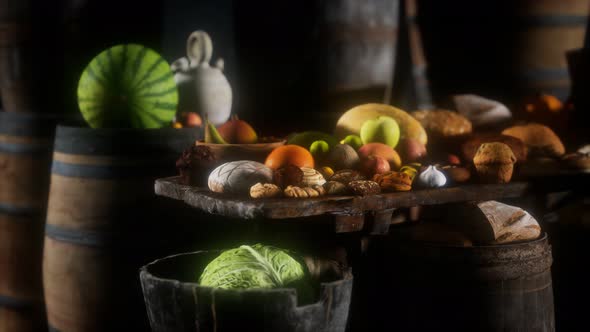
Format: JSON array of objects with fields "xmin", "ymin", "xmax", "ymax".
[{"xmin": 1, "ymin": 0, "xmax": 588, "ymax": 140}]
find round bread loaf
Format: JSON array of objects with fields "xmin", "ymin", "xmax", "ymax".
[
  {"xmin": 208, "ymin": 160, "xmax": 274, "ymax": 194},
  {"xmin": 412, "ymin": 109, "xmax": 472, "ymax": 137},
  {"xmin": 502, "ymin": 123, "xmax": 565, "ymax": 158}
]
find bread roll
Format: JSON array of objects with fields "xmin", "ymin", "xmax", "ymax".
[{"xmin": 502, "ymin": 123, "xmax": 565, "ymax": 158}]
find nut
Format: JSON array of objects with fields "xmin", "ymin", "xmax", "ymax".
[
  {"xmin": 324, "ymin": 181, "xmax": 349, "ymax": 195},
  {"xmin": 250, "ymin": 183, "xmax": 283, "ymax": 199},
  {"xmin": 347, "ymin": 180, "xmax": 381, "ymax": 196}
]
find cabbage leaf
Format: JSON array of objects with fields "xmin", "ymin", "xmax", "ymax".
[{"xmin": 198, "ymin": 244, "xmax": 309, "ymax": 291}]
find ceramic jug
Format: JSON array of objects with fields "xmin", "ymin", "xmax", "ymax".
[{"xmin": 171, "ymin": 31, "xmax": 232, "ymax": 126}]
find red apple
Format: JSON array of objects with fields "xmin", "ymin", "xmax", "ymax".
[
  {"xmin": 397, "ymin": 138, "xmax": 427, "ymax": 162},
  {"xmin": 217, "ymin": 118, "xmax": 258, "ymax": 144},
  {"xmin": 360, "ymin": 155, "xmax": 391, "ymax": 177},
  {"xmin": 357, "ymin": 142, "xmax": 402, "ymax": 170},
  {"xmin": 179, "ymin": 112, "xmax": 203, "ymax": 128}
]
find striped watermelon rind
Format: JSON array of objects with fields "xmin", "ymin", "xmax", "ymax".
[{"xmin": 77, "ymin": 44, "xmax": 178, "ymax": 129}]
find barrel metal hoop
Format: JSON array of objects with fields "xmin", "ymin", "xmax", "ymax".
[
  {"xmin": 0, "ymin": 142, "xmax": 53, "ymax": 154},
  {"xmin": 0, "ymin": 294, "xmax": 34, "ymax": 310},
  {"xmin": 51, "ymin": 160, "xmax": 168, "ymax": 179},
  {"xmin": 0, "ymin": 202, "xmax": 41, "ymax": 218},
  {"xmin": 45, "ymin": 224, "xmax": 113, "ymax": 247},
  {"xmin": 520, "ymin": 15, "xmax": 588, "ymax": 27}
]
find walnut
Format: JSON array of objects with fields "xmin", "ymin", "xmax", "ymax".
[
  {"xmin": 323, "ymin": 181, "xmax": 348, "ymax": 195},
  {"xmin": 284, "ymin": 185, "xmax": 325, "ymax": 198},
  {"xmin": 347, "ymin": 180, "xmax": 381, "ymax": 196},
  {"xmin": 250, "ymin": 183, "xmax": 283, "ymax": 199},
  {"xmin": 273, "ymin": 165, "xmax": 304, "ymax": 188},
  {"xmin": 330, "ymin": 169, "xmax": 365, "ymax": 184}
]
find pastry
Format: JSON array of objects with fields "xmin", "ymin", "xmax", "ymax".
[
  {"xmin": 347, "ymin": 180, "xmax": 381, "ymax": 196},
  {"xmin": 373, "ymin": 171, "xmax": 413, "ymax": 191},
  {"xmin": 323, "ymin": 181, "xmax": 349, "ymax": 195},
  {"xmin": 412, "ymin": 109, "xmax": 473, "ymax": 137},
  {"xmin": 250, "ymin": 183, "xmax": 282, "ymax": 198},
  {"xmin": 329, "ymin": 169, "xmax": 366, "ymax": 184},
  {"xmin": 461, "ymin": 134, "xmax": 527, "ymax": 163},
  {"xmin": 176, "ymin": 145, "xmax": 218, "ymax": 186},
  {"xmin": 273, "ymin": 165, "xmax": 304, "ymax": 188},
  {"xmin": 284, "ymin": 185, "xmax": 325, "ymax": 198},
  {"xmin": 473, "ymin": 143, "xmax": 517, "ymax": 183},
  {"xmin": 502, "ymin": 123, "xmax": 565, "ymax": 158}
]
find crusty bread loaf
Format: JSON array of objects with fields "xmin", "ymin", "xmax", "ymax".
[
  {"xmin": 502, "ymin": 123, "xmax": 565, "ymax": 158},
  {"xmin": 412, "ymin": 109, "xmax": 472, "ymax": 137}
]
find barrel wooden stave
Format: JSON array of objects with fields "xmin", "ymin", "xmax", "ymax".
[
  {"xmin": 362, "ymin": 233, "xmax": 555, "ymax": 331},
  {"xmin": 43, "ymin": 126, "xmax": 200, "ymax": 332},
  {"xmin": 43, "ymin": 237, "xmax": 111, "ymax": 332},
  {"xmin": 140, "ymin": 251, "xmax": 353, "ymax": 332},
  {"xmin": 0, "ymin": 307, "xmax": 42, "ymax": 332},
  {"xmin": 0, "ymin": 112, "xmax": 57, "ymax": 332},
  {"xmin": 514, "ymin": 0, "xmax": 589, "ymax": 99}
]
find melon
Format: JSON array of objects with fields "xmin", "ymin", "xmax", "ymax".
[{"xmin": 77, "ymin": 44, "xmax": 178, "ymax": 128}]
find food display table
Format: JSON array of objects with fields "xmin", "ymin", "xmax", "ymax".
[{"xmin": 155, "ymin": 173, "xmax": 589, "ymax": 235}]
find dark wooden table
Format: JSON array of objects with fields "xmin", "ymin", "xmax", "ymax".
[{"xmin": 155, "ymin": 173, "xmax": 590, "ymax": 235}]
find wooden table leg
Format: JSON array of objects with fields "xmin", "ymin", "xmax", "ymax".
[
  {"xmin": 369, "ymin": 208, "xmax": 396, "ymax": 235},
  {"xmin": 332, "ymin": 213, "xmax": 365, "ymax": 233}
]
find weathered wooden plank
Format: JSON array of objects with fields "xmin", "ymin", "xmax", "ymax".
[{"xmin": 155, "ymin": 177, "xmax": 533, "ymax": 220}]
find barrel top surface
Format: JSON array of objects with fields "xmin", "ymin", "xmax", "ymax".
[
  {"xmin": 53, "ymin": 125, "xmax": 200, "ymax": 155},
  {"xmin": 155, "ymin": 173, "xmax": 590, "ymax": 221}
]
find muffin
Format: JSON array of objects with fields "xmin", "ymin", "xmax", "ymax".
[
  {"xmin": 502, "ymin": 123, "xmax": 565, "ymax": 158},
  {"xmin": 461, "ymin": 134, "xmax": 527, "ymax": 163},
  {"xmin": 473, "ymin": 142, "xmax": 517, "ymax": 183}
]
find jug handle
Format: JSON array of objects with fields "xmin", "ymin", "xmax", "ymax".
[{"xmin": 186, "ymin": 30, "xmax": 213, "ymax": 67}]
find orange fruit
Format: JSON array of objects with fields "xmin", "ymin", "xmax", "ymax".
[{"xmin": 265, "ymin": 145, "xmax": 315, "ymax": 169}]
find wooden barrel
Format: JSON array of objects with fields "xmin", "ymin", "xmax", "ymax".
[
  {"xmin": 0, "ymin": 112, "xmax": 59, "ymax": 332},
  {"xmin": 140, "ymin": 251, "xmax": 353, "ymax": 332},
  {"xmin": 233, "ymin": 0, "xmax": 400, "ymax": 134},
  {"xmin": 362, "ymin": 232, "xmax": 554, "ymax": 331},
  {"xmin": 514, "ymin": 0, "xmax": 590, "ymax": 100},
  {"xmin": 419, "ymin": 0, "xmax": 589, "ymax": 103},
  {"xmin": 42, "ymin": 126, "xmax": 199, "ymax": 332}
]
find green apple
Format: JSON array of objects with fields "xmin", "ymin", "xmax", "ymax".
[
  {"xmin": 286, "ymin": 131, "xmax": 339, "ymax": 149},
  {"xmin": 340, "ymin": 134, "xmax": 363, "ymax": 150},
  {"xmin": 360, "ymin": 116, "xmax": 400, "ymax": 148},
  {"xmin": 309, "ymin": 140, "xmax": 330, "ymax": 161}
]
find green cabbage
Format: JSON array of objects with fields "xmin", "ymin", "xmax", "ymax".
[{"xmin": 198, "ymin": 244, "xmax": 314, "ymax": 302}]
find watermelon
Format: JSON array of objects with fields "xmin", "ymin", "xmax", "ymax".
[{"xmin": 77, "ymin": 44, "xmax": 178, "ymax": 129}]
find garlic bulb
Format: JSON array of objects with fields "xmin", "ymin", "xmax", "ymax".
[{"xmin": 417, "ymin": 165, "xmax": 447, "ymax": 188}]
